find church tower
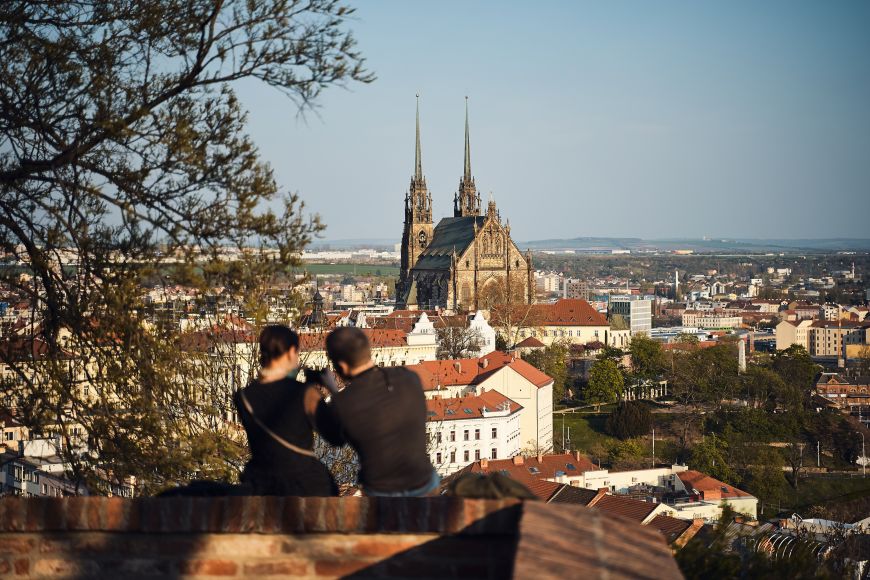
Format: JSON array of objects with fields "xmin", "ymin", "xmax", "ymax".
[
  {"xmin": 454, "ymin": 97, "xmax": 482, "ymax": 217},
  {"xmin": 397, "ymin": 96, "xmax": 433, "ymax": 305}
]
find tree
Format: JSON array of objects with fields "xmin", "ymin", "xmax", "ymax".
[
  {"xmin": 585, "ymin": 358, "xmax": 624, "ymax": 412},
  {"xmin": 524, "ymin": 342, "xmax": 569, "ymax": 402},
  {"xmin": 628, "ymin": 334, "xmax": 665, "ymax": 383},
  {"xmin": 606, "ymin": 401, "xmax": 653, "ymax": 440},
  {"xmin": 772, "ymin": 345, "xmax": 820, "ymax": 394},
  {"xmin": 690, "ymin": 434, "xmax": 737, "ymax": 484},
  {"xmin": 0, "ymin": 1, "xmax": 371, "ymax": 494},
  {"xmin": 436, "ymin": 325, "xmax": 483, "ymax": 360}
]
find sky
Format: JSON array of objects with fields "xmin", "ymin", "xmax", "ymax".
[{"xmin": 235, "ymin": 1, "xmax": 870, "ymax": 243}]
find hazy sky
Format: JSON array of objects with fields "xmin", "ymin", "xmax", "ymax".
[{"xmin": 235, "ymin": 1, "xmax": 870, "ymax": 242}]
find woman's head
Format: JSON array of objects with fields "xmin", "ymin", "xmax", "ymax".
[{"xmin": 259, "ymin": 325, "xmax": 300, "ymax": 369}]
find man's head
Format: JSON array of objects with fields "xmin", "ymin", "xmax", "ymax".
[{"xmin": 326, "ymin": 327, "xmax": 372, "ymax": 379}]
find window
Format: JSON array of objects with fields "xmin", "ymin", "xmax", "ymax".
[
  {"xmin": 436, "ymin": 453, "xmax": 442, "ymax": 464},
  {"xmin": 491, "ymin": 427, "xmax": 497, "ymax": 439},
  {"xmin": 450, "ymin": 451, "xmax": 456, "ymax": 463},
  {"xmin": 450, "ymin": 431, "xmax": 456, "ymax": 442},
  {"xmin": 474, "ymin": 429, "xmax": 480, "ymax": 440},
  {"xmin": 463, "ymin": 430, "xmax": 469, "ymax": 441},
  {"xmin": 464, "ymin": 450, "xmax": 470, "ymax": 462},
  {"xmin": 436, "ymin": 432, "xmax": 442, "ymax": 444},
  {"xmin": 491, "ymin": 448, "xmax": 498, "ymax": 459},
  {"xmin": 4, "ymin": 432, "xmax": 12, "ymax": 441},
  {"xmin": 528, "ymin": 467, "xmax": 540, "ymax": 475},
  {"xmin": 474, "ymin": 450, "xmax": 480, "ymax": 460}
]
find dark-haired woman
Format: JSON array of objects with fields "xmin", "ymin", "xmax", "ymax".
[{"xmin": 233, "ymin": 325, "xmax": 338, "ymax": 496}]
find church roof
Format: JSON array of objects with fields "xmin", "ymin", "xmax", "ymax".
[{"xmin": 413, "ymin": 216, "xmax": 488, "ymax": 270}]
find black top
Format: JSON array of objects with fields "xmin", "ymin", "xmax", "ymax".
[
  {"xmin": 316, "ymin": 366, "xmax": 433, "ymax": 493},
  {"xmin": 234, "ymin": 378, "xmax": 337, "ymax": 496}
]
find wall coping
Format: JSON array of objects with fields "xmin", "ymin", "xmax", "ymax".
[{"xmin": 0, "ymin": 497, "xmax": 521, "ymax": 536}]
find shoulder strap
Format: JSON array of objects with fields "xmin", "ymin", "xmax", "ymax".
[{"xmin": 239, "ymin": 389, "xmax": 317, "ymax": 459}]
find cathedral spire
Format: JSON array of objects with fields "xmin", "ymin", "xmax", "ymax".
[
  {"xmin": 415, "ymin": 94, "xmax": 423, "ymax": 181},
  {"xmin": 463, "ymin": 96, "xmax": 471, "ymax": 181},
  {"xmin": 455, "ymin": 97, "xmax": 481, "ymax": 218}
]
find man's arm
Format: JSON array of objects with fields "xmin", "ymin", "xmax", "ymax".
[{"xmin": 314, "ymin": 398, "xmax": 346, "ymax": 447}]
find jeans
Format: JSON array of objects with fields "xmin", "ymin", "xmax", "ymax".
[{"xmin": 364, "ymin": 470, "xmax": 441, "ymax": 497}]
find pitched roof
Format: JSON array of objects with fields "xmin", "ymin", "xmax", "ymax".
[
  {"xmin": 677, "ymin": 470, "xmax": 753, "ymax": 499},
  {"xmin": 298, "ymin": 329, "xmax": 408, "ymax": 351},
  {"xmin": 648, "ymin": 515, "xmax": 694, "ymax": 542},
  {"xmin": 408, "ymin": 351, "xmax": 553, "ymax": 390},
  {"xmin": 425, "ymin": 390, "xmax": 522, "ymax": 422},
  {"xmin": 413, "ymin": 216, "xmax": 488, "ymax": 270},
  {"xmin": 515, "ymin": 336, "xmax": 545, "ymax": 349},
  {"xmin": 592, "ymin": 494, "xmax": 659, "ymax": 523},
  {"xmin": 450, "ymin": 453, "xmax": 598, "ymax": 487},
  {"xmin": 494, "ymin": 299, "xmax": 609, "ymax": 327}
]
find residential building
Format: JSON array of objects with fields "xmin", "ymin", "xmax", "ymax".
[
  {"xmin": 500, "ymin": 298, "xmax": 613, "ymax": 347},
  {"xmin": 452, "ymin": 454, "xmax": 757, "ymax": 522},
  {"xmin": 426, "ymin": 389, "xmax": 522, "ymax": 476},
  {"xmin": 409, "ymin": 351, "xmax": 553, "ymax": 452},
  {"xmin": 807, "ymin": 320, "xmax": 869, "ymax": 358},
  {"xmin": 775, "ymin": 319, "xmax": 813, "ymax": 352}
]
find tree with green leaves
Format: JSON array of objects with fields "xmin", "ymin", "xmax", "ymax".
[
  {"xmin": 0, "ymin": 0, "xmax": 371, "ymax": 494},
  {"xmin": 585, "ymin": 358, "xmax": 624, "ymax": 412},
  {"xmin": 772, "ymin": 345, "xmax": 820, "ymax": 394},
  {"xmin": 628, "ymin": 334, "xmax": 666, "ymax": 383},
  {"xmin": 690, "ymin": 433, "xmax": 737, "ymax": 484},
  {"xmin": 524, "ymin": 342, "xmax": 569, "ymax": 402}
]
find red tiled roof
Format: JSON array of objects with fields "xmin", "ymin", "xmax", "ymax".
[
  {"xmin": 409, "ymin": 352, "xmax": 553, "ymax": 391},
  {"xmin": 592, "ymin": 494, "xmax": 658, "ymax": 523},
  {"xmin": 453, "ymin": 453, "xmax": 598, "ymax": 488},
  {"xmin": 678, "ymin": 470, "xmax": 752, "ymax": 500},
  {"xmin": 298, "ymin": 329, "xmax": 407, "ymax": 351},
  {"xmin": 493, "ymin": 299, "xmax": 608, "ymax": 328},
  {"xmin": 426, "ymin": 390, "xmax": 521, "ymax": 422},
  {"xmin": 514, "ymin": 336, "xmax": 545, "ymax": 349}
]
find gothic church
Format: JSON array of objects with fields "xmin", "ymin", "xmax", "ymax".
[{"xmin": 396, "ymin": 98, "xmax": 533, "ymax": 311}]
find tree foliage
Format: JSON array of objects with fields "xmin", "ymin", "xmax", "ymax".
[
  {"xmin": 605, "ymin": 401, "xmax": 652, "ymax": 440},
  {"xmin": 585, "ymin": 358, "xmax": 624, "ymax": 412},
  {"xmin": 628, "ymin": 334, "xmax": 665, "ymax": 383},
  {"xmin": 524, "ymin": 342, "xmax": 569, "ymax": 402},
  {"xmin": 0, "ymin": 0, "xmax": 371, "ymax": 494}
]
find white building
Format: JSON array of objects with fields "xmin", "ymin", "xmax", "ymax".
[
  {"xmin": 426, "ymin": 389, "xmax": 522, "ymax": 476},
  {"xmin": 409, "ymin": 351, "xmax": 554, "ymax": 453}
]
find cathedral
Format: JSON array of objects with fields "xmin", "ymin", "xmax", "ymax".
[{"xmin": 395, "ymin": 98, "xmax": 533, "ymax": 311}]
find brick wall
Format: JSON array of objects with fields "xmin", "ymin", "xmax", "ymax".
[{"xmin": 0, "ymin": 496, "xmax": 682, "ymax": 579}]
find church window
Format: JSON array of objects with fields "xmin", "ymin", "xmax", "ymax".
[
  {"xmin": 466, "ymin": 260, "xmax": 470, "ymax": 268},
  {"xmin": 515, "ymin": 260, "xmax": 519, "ymax": 268}
]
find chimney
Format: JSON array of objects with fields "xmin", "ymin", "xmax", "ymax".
[
  {"xmin": 512, "ymin": 455, "xmax": 524, "ymax": 466},
  {"xmin": 588, "ymin": 487, "xmax": 609, "ymax": 507},
  {"xmin": 481, "ymin": 358, "xmax": 489, "ymax": 369},
  {"xmin": 536, "ymin": 454, "xmax": 543, "ymax": 464},
  {"xmin": 480, "ymin": 458, "xmax": 489, "ymax": 470},
  {"xmin": 454, "ymin": 361, "xmax": 461, "ymax": 373},
  {"xmin": 574, "ymin": 451, "xmax": 582, "ymax": 461}
]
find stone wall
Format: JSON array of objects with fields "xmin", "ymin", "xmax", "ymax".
[{"xmin": 0, "ymin": 496, "xmax": 682, "ymax": 579}]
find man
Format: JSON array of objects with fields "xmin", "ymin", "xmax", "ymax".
[{"xmin": 315, "ymin": 327, "xmax": 438, "ymax": 496}]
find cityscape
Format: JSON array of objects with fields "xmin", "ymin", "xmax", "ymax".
[{"xmin": 2, "ymin": 1, "xmax": 870, "ymax": 579}]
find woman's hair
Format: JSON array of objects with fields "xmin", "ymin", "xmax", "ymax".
[{"xmin": 258, "ymin": 325, "xmax": 300, "ymax": 367}]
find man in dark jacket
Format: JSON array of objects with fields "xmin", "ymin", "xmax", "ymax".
[{"xmin": 315, "ymin": 327, "xmax": 439, "ymax": 496}]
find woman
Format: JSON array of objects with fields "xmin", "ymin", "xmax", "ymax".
[{"xmin": 234, "ymin": 325, "xmax": 338, "ymax": 496}]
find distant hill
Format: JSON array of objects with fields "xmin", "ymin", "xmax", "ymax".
[{"xmin": 520, "ymin": 237, "xmax": 870, "ymax": 253}]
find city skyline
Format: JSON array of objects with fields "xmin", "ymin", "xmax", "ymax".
[{"xmin": 235, "ymin": 1, "xmax": 870, "ymax": 242}]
